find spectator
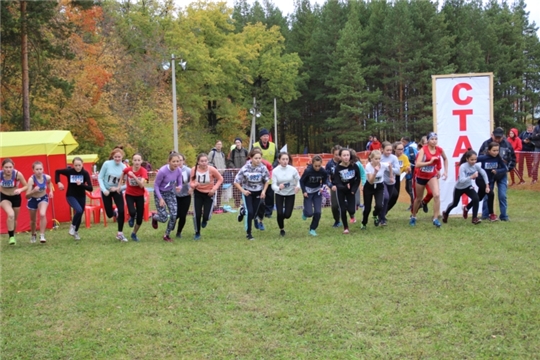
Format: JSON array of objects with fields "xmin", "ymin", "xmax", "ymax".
[
  {"xmin": 529, "ymin": 119, "xmax": 540, "ymax": 184},
  {"xmin": 478, "ymin": 127, "xmax": 516, "ymax": 221},
  {"xmin": 507, "ymin": 128, "xmax": 524, "ymax": 186},
  {"xmin": 368, "ymin": 135, "xmax": 382, "ymax": 151},
  {"xmin": 227, "ymin": 137, "xmax": 249, "ymax": 207},
  {"xmin": 253, "ymin": 128, "xmax": 278, "ymax": 218},
  {"xmin": 519, "ymin": 124, "xmax": 536, "ymax": 184},
  {"xmin": 208, "ymin": 140, "xmax": 227, "ymax": 211},
  {"xmin": 365, "ymin": 136, "xmax": 373, "ymax": 151}
]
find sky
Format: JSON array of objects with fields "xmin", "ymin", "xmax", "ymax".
[{"xmin": 174, "ymin": 0, "xmax": 540, "ymax": 34}]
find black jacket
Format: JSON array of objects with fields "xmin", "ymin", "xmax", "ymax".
[{"xmin": 478, "ymin": 137, "xmax": 516, "ymax": 171}]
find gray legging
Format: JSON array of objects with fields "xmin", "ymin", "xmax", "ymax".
[{"xmin": 153, "ymin": 190, "xmax": 177, "ymax": 235}]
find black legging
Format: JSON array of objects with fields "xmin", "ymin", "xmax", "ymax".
[
  {"xmin": 102, "ymin": 191, "xmax": 124, "ymax": 232},
  {"xmin": 445, "ymin": 186, "xmax": 479, "ymax": 218},
  {"xmin": 125, "ymin": 194, "xmax": 144, "ymax": 226},
  {"xmin": 387, "ymin": 175, "xmax": 401, "ymax": 212},
  {"xmin": 243, "ymin": 190, "xmax": 263, "ymax": 236},
  {"xmin": 467, "ymin": 177, "xmax": 492, "ymax": 214},
  {"xmin": 264, "ymin": 186, "xmax": 275, "ymax": 217},
  {"xmin": 176, "ymin": 195, "xmax": 192, "ymax": 235},
  {"xmin": 362, "ymin": 182, "xmax": 384, "ymax": 226},
  {"xmin": 193, "ymin": 189, "xmax": 214, "ymax": 235},
  {"xmin": 275, "ymin": 194, "xmax": 295, "ymax": 230},
  {"xmin": 336, "ymin": 189, "xmax": 356, "ymax": 229}
]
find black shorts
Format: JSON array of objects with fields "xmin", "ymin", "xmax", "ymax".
[
  {"xmin": 416, "ymin": 177, "xmax": 436, "ymax": 186},
  {"xmin": 0, "ymin": 192, "xmax": 22, "ymax": 208}
]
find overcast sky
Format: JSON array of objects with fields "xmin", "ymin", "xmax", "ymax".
[{"xmin": 173, "ymin": 0, "xmax": 540, "ymax": 35}]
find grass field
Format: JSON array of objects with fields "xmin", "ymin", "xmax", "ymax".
[{"xmin": 1, "ymin": 189, "xmax": 539, "ymax": 358}]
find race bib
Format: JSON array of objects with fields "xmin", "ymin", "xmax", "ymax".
[
  {"xmin": 197, "ymin": 173, "xmax": 210, "ymax": 184},
  {"xmin": 128, "ymin": 177, "xmax": 140, "ymax": 186},
  {"xmin": 484, "ymin": 162, "xmax": 498, "ymax": 170},
  {"xmin": 339, "ymin": 169, "xmax": 355, "ymax": 181},
  {"xmin": 107, "ymin": 175, "xmax": 120, "ymax": 185},
  {"xmin": 398, "ymin": 160, "xmax": 403, "ymax": 167},
  {"xmin": 70, "ymin": 175, "xmax": 84, "ymax": 183},
  {"xmin": 246, "ymin": 172, "xmax": 262, "ymax": 183},
  {"xmin": 1, "ymin": 180, "xmax": 14, "ymax": 188},
  {"xmin": 421, "ymin": 166, "xmax": 434, "ymax": 173}
]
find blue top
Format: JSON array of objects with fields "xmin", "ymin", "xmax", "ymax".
[{"xmin": 98, "ymin": 160, "xmax": 126, "ymax": 192}]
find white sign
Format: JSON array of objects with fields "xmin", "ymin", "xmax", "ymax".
[{"xmin": 432, "ymin": 73, "xmax": 493, "ymax": 215}]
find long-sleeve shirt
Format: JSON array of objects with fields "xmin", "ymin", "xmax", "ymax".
[
  {"xmin": 98, "ymin": 160, "xmax": 126, "ymax": 192},
  {"xmin": 189, "ymin": 166, "xmax": 223, "ymax": 193},
  {"xmin": 176, "ymin": 165, "xmax": 191, "ymax": 197},
  {"xmin": 381, "ymin": 154, "xmax": 400, "ymax": 184},
  {"xmin": 325, "ymin": 159, "xmax": 339, "ymax": 187},
  {"xmin": 271, "ymin": 165, "xmax": 300, "ymax": 196},
  {"xmin": 299, "ymin": 165, "xmax": 330, "ymax": 194},
  {"xmin": 479, "ymin": 138, "xmax": 516, "ymax": 171},
  {"xmin": 55, "ymin": 167, "xmax": 93, "ymax": 197},
  {"xmin": 234, "ymin": 162, "xmax": 270, "ymax": 192},
  {"xmin": 154, "ymin": 164, "xmax": 183, "ymax": 200},
  {"xmin": 355, "ymin": 161, "xmax": 367, "ymax": 186},
  {"xmin": 332, "ymin": 163, "xmax": 361, "ymax": 194},
  {"xmin": 397, "ymin": 154, "xmax": 411, "ymax": 174},
  {"xmin": 477, "ymin": 154, "xmax": 507, "ymax": 183},
  {"xmin": 456, "ymin": 162, "xmax": 489, "ymax": 189}
]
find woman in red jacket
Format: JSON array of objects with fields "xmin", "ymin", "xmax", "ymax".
[{"xmin": 507, "ymin": 128, "xmax": 524, "ymax": 186}]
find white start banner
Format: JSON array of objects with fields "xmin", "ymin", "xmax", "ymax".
[{"xmin": 432, "ymin": 73, "xmax": 493, "ymax": 215}]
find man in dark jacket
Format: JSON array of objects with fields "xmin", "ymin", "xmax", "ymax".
[
  {"xmin": 478, "ymin": 127, "xmax": 516, "ymax": 221},
  {"xmin": 519, "ymin": 123, "xmax": 538, "ymax": 183},
  {"xmin": 227, "ymin": 138, "xmax": 248, "ymax": 207}
]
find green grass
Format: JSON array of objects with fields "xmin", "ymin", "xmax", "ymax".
[{"xmin": 2, "ymin": 189, "xmax": 539, "ymax": 358}]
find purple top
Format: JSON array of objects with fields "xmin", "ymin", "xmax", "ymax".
[{"xmin": 154, "ymin": 164, "xmax": 183, "ymax": 199}]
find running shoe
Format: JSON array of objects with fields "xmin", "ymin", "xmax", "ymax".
[
  {"xmin": 343, "ymin": 229, "xmax": 350, "ymax": 235},
  {"xmin": 237, "ymin": 206, "xmax": 245, "ymax": 222},
  {"xmin": 380, "ymin": 220, "xmax": 387, "ymax": 226},
  {"xmin": 422, "ymin": 201, "xmax": 429, "ymax": 213},
  {"xmin": 462, "ymin": 206, "xmax": 468, "ymax": 219},
  {"xmin": 163, "ymin": 234, "xmax": 173, "ymax": 242},
  {"xmin": 31, "ymin": 234, "xmax": 37, "ymax": 243},
  {"xmin": 499, "ymin": 217, "xmax": 510, "ymax": 222},
  {"xmin": 258, "ymin": 222, "xmax": 265, "ymax": 231},
  {"xmin": 74, "ymin": 232, "xmax": 81, "ymax": 241},
  {"xmin": 202, "ymin": 220, "xmax": 207, "ymax": 228},
  {"xmin": 360, "ymin": 225, "xmax": 367, "ymax": 230},
  {"xmin": 246, "ymin": 234, "xmax": 254, "ymax": 241},
  {"xmin": 40, "ymin": 235, "xmax": 46, "ymax": 244},
  {"xmin": 151, "ymin": 212, "xmax": 158, "ymax": 229},
  {"xmin": 131, "ymin": 233, "xmax": 140, "ymax": 242},
  {"xmin": 332, "ymin": 222, "xmax": 342, "ymax": 228},
  {"xmin": 280, "ymin": 229, "xmax": 286, "ymax": 237},
  {"xmin": 489, "ymin": 214, "xmax": 499, "ymax": 222},
  {"xmin": 176, "ymin": 232, "xmax": 182, "ymax": 239},
  {"xmin": 128, "ymin": 217, "xmax": 134, "ymax": 228},
  {"xmin": 302, "ymin": 213, "xmax": 307, "ymax": 221},
  {"xmin": 472, "ymin": 218, "xmax": 481, "ymax": 225},
  {"xmin": 68, "ymin": 225, "xmax": 76, "ymax": 236},
  {"xmin": 433, "ymin": 218, "xmax": 442, "ymax": 228},
  {"xmin": 309, "ymin": 229, "xmax": 317, "ymax": 236},
  {"xmin": 350, "ymin": 217, "xmax": 356, "ymax": 224},
  {"xmin": 194, "ymin": 233, "xmax": 201, "ymax": 241},
  {"xmin": 254, "ymin": 219, "xmax": 260, "ymax": 230},
  {"xmin": 9, "ymin": 237, "xmax": 16, "ymax": 245},
  {"xmin": 373, "ymin": 216, "xmax": 380, "ymax": 227},
  {"xmin": 442, "ymin": 211, "xmax": 449, "ymax": 223},
  {"xmin": 116, "ymin": 232, "xmax": 128, "ymax": 242},
  {"xmin": 409, "ymin": 216, "xmax": 416, "ymax": 226}
]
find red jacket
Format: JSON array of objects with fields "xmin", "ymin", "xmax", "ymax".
[
  {"xmin": 369, "ymin": 140, "xmax": 382, "ymax": 151},
  {"xmin": 507, "ymin": 128, "xmax": 522, "ymax": 152}
]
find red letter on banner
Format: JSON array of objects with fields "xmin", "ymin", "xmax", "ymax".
[
  {"xmin": 453, "ymin": 135, "xmax": 473, "ymax": 158},
  {"xmin": 453, "ymin": 109, "xmax": 473, "ymax": 131},
  {"xmin": 452, "ymin": 83, "xmax": 473, "ymax": 105}
]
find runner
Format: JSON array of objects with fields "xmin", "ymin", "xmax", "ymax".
[
  {"xmin": 26, "ymin": 161, "xmax": 53, "ymax": 243},
  {"xmin": 271, "ymin": 152, "xmax": 300, "ymax": 237},
  {"xmin": 123, "ymin": 153, "xmax": 148, "ymax": 241},
  {"xmin": 300, "ymin": 155, "xmax": 330, "ymax": 236},
  {"xmin": 0, "ymin": 159, "xmax": 28, "ymax": 245}
]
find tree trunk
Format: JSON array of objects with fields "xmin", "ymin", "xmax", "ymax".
[{"xmin": 21, "ymin": 0, "xmax": 30, "ymax": 130}]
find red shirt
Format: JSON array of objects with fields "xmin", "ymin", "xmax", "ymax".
[
  {"xmin": 416, "ymin": 146, "xmax": 443, "ymax": 179},
  {"xmin": 123, "ymin": 166, "xmax": 148, "ymax": 196}
]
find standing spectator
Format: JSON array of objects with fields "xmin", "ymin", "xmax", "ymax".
[
  {"xmin": 529, "ymin": 119, "xmax": 540, "ymax": 184},
  {"xmin": 208, "ymin": 140, "xmax": 227, "ymax": 211},
  {"xmin": 478, "ymin": 127, "xmax": 516, "ymax": 221},
  {"xmin": 253, "ymin": 128, "xmax": 278, "ymax": 218},
  {"xmin": 507, "ymin": 128, "xmax": 524, "ymax": 186},
  {"xmin": 365, "ymin": 136, "xmax": 373, "ymax": 151},
  {"xmin": 519, "ymin": 124, "xmax": 536, "ymax": 184},
  {"xmin": 325, "ymin": 145, "xmax": 342, "ymax": 227},
  {"xmin": 227, "ymin": 137, "xmax": 249, "ymax": 207},
  {"xmin": 368, "ymin": 135, "xmax": 382, "ymax": 152},
  {"xmin": 401, "ymin": 136, "xmax": 417, "ymax": 209}
]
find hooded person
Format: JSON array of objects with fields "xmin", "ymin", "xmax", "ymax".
[{"xmin": 507, "ymin": 128, "xmax": 524, "ymax": 186}]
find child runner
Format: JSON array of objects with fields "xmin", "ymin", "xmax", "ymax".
[
  {"xmin": 362, "ymin": 150, "xmax": 387, "ymax": 229},
  {"xmin": 123, "ymin": 153, "xmax": 148, "ymax": 241},
  {"xmin": 442, "ymin": 149, "xmax": 490, "ymax": 225},
  {"xmin": 55, "ymin": 157, "xmax": 93, "ymax": 241},
  {"xmin": 26, "ymin": 161, "xmax": 53, "ymax": 243},
  {"xmin": 325, "ymin": 145, "xmax": 342, "ymax": 227},
  {"xmin": 387, "ymin": 141, "xmax": 411, "ymax": 212},
  {"xmin": 349, "ymin": 149, "xmax": 367, "ymax": 212},
  {"xmin": 476, "ymin": 142, "xmax": 508, "ymax": 222},
  {"xmin": 251, "ymin": 147, "xmax": 273, "ymax": 231},
  {"xmin": 98, "ymin": 147, "xmax": 128, "ymax": 241},
  {"xmin": 189, "ymin": 153, "xmax": 223, "ymax": 241},
  {"xmin": 175, "ymin": 153, "xmax": 192, "ymax": 239},
  {"xmin": 234, "ymin": 148, "xmax": 270, "ymax": 240},
  {"xmin": 331, "ymin": 148, "xmax": 361, "ymax": 234},
  {"xmin": 272, "ymin": 152, "xmax": 300, "ymax": 237},
  {"xmin": 379, "ymin": 141, "xmax": 399, "ymax": 226},
  {"xmin": 152, "ymin": 151, "xmax": 183, "ymax": 242},
  {"xmin": 300, "ymin": 155, "xmax": 330, "ymax": 236},
  {"xmin": 1, "ymin": 159, "xmax": 28, "ymax": 245},
  {"xmin": 410, "ymin": 132, "xmax": 448, "ymax": 228},
  {"xmin": 413, "ymin": 136, "xmax": 433, "ymax": 213}
]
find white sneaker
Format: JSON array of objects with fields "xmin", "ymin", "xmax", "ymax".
[
  {"xmin": 68, "ymin": 225, "xmax": 76, "ymax": 236},
  {"xmin": 40, "ymin": 234, "xmax": 46, "ymax": 243},
  {"xmin": 30, "ymin": 234, "xmax": 37, "ymax": 243},
  {"xmin": 116, "ymin": 232, "xmax": 128, "ymax": 242},
  {"xmin": 74, "ymin": 232, "xmax": 81, "ymax": 241}
]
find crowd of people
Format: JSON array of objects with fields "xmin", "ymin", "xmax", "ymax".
[{"xmin": 1, "ymin": 122, "xmax": 539, "ymax": 244}]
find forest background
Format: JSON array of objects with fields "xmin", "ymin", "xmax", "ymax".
[{"xmin": 1, "ymin": 0, "xmax": 540, "ymax": 166}]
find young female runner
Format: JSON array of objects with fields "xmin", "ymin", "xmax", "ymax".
[
  {"xmin": 410, "ymin": 132, "xmax": 448, "ymax": 227},
  {"xmin": 98, "ymin": 147, "xmax": 128, "ymax": 241},
  {"xmin": 175, "ymin": 153, "xmax": 192, "ymax": 239},
  {"xmin": 26, "ymin": 161, "xmax": 53, "ymax": 243},
  {"xmin": 152, "ymin": 151, "xmax": 183, "ymax": 242},
  {"xmin": 234, "ymin": 148, "xmax": 270, "ymax": 240},
  {"xmin": 476, "ymin": 142, "xmax": 508, "ymax": 222},
  {"xmin": 331, "ymin": 148, "xmax": 361, "ymax": 234},
  {"xmin": 362, "ymin": 150, "xmax": 387, "ymax": 229},
  {"xmin": 190, "ymin": 153, "xmax": 223, "ymax": 240},
  {"xmin": 300, "ymin": 155, "xmax": 330, "ymax": 236},
  {"xmin": 0, "ymin": 159, "xmax": 28, "ymax": 245},
  {"xmin": 387, "ymin": 141, "xmax": 411, "ymax": 212},
  {"xmin": 123, "ymin": 153, "xmax": 148, "ymax": 241},
  {"xmin": 325, "ymin": 145, "xmax": 342, "ymax": 227},
  {"xmin": 272, "ymin": 152, "xmax": 300, "ymax": 237},
  {"xmin": 442, "ymin": 149, "xmax": 489, "ymax": 225},
  {"xmin": 379, "ymin": 141, "xmax": 399, "ymax": 226},
  {"xmin": 56, "ymin": 157, "xmax": 93, "ymax": 240}
]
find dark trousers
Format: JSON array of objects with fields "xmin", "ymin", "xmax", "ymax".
[
  {"xmin": 176, "ymin": 195, "xmax": 192, "ymax": 235},
  {"xmin": 243, "ymin": 190, "xmax": 263, "ymax": 236},
  {"xmin": 387, "ymin": 175, "xmax": 401, "ymax": 212},
  {"xmin": 446, "ymin": 186, "xmax": 479, "ymax": 218},
  {"xmin": 330, "ymin": 189, "xmax": 340, "ymax": 223},
  {"xmin": 125, "ymin": 194, "xmax": 144, "ymax": 226},
  {"xmin": 66, "ymin": 196, "xmax": 85, "ymax": 231},
  {"xmin": 303, "ymin": 192, "xmax": 322, "ymax": 231},
  {"xmin": 264, "ymin": 186, "xmax": 275, "ymax": 217},
  {"xmin": 380, "ymin": 182, "xmax": 395, "ymax": 222},
  {"xmin": 405, "ymin": 176, "xmax": 414, "ymax": 206},
  {"xmin": 102, "ymin": 191, "xmax": 124, "ymax": 232},
  {"xmin": 336, "ymin": 189, "xmax": 356, "ymax": 229},
  {"xmin": 275, "ymin": 194, "xmax": 295, "ymax": 230},
  {"xmin": 362, "ymin": 182, "xmax": 384, "ymax": 226},
  {"xmin": 193, "ymin": 190, "xmax": 214, "ymax": 235}
]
